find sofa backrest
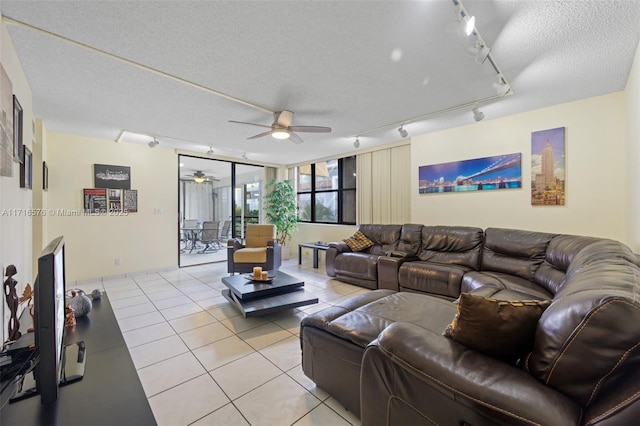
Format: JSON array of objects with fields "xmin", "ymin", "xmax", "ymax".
[
  {"xmin": 481, "ymin": 228, "xmax": 555, "ymax": 281},
  {"xmin": 418, "ymin": 226, "xmax": 484, "ymax": 270},
  {"xmin": 357, "ymin": 224, "xmax": 402, "ymax": 255},
  {"xmin": 525, "ymin": 239, "xmax": 640, "ymax": 409},
  {"xmin": 396, "ymin": 224, "xmax": 423, "ymax": 255},
  {"xmin": 534, "ymin": 234, "xmax": 601, "ymax": 295}
]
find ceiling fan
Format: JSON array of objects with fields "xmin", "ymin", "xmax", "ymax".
[
  {"xmin": 183, "ymin": 170, "xmax": 220, "ymax": 183},
  {"xmin": 229, "ymin": 110, "xmax": 331, "ymax": 144}
]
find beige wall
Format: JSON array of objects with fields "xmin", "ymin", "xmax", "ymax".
[
  {"xmin": 1, "ymin": 16, "xmax": 34, "ymax": 344},
  {"xmin": 411, "ymin": 92, "xmax": 630, "ymax": 246},
  {"xmin": 45, "ymin": 132, "xmax": 178, "ymax": 281},
  {"xmin": 626, "ymin": 40, "xmax": 640, "ymax": 251}
]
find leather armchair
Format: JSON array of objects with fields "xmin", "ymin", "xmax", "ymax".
[{"xmin": 227, "ymin": 224, "xmax": 282, "ymax": 274}]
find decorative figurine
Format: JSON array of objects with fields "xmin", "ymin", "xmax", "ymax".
[
  {"xmin": 65, "ymin": 304, "xmax": 76, "ymax": 328},
  {"xmin": 18, "ymin": 283, "xmax": 35, "ymax": 332},
  {"xmin": 3, "ymin": 265, "xmax": 21, "ymax": 341}
]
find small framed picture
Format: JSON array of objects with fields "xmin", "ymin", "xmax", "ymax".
[
  {"xmin": 13, "ymin": 95, "xmax": 23, "ymax": 164},
  {"xmin": 43, "ymin": 161, "xmax": 48, "ymax": 191},
  {"xmin": 20, "ymin": 145, "xmax": 32, "ymax": 189}
]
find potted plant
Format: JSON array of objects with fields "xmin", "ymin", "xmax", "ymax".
[{"xmin": 264, "ymin": 179, "xmax": 298, "ymax": 259}]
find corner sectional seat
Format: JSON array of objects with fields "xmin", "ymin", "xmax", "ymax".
[{"xmin": 301, "ymin": 225, "xmax": 640, "ymax": 425}]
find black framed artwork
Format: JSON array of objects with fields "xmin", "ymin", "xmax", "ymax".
[
  {"xmin": 20, "ymin": 145, "xmax": 32, "ymax": 189},
  {"xmin": 13, "ymin": 95, "xmax": 23, "ymax": 164},
  {"xmin": 43, "ymin": 161, "xmax": 48, "ymax": 191},
  {"xmin": 93, "ymin": 164, "xmax": 131, "ymax": 189}
]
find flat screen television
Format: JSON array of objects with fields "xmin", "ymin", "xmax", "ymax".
[
  {"xmin": 11, "ymin": 235, "xmax": 85, "ymax": 404},
  {"xmin": 34, "ymin": 235, "xmax": 67, "ymax": 404}
]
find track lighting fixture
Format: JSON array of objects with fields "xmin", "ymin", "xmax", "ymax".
[
  {"xmin": 468, "ymin": 38, "xmax": 490, "ymax": 64},
  {"xmin": 148, "ymin": 138, "xmax": 159, "ymax": 148},
  {"xmin": 398, "ymin": 126, "xmax": 408, "ymax": 138},
  {"xmin": 206, "ymin": 146, "xmax": 214, "ymax": 155},
  {"xmin": 242, "ymin": 152, "xmax": 248, "ymax": 160},
  {"xmin": 354, "ymin": 137, "xmax": 360, "ymax": 148},
  {"xmin": 453, "ymin": 2, "xmax": 475, "ymax": 37},
  {"xmin": 492, "ymin": 74, "xmax": 511, "ymax": 96},
  {"xmin": 472, "ymin": 103, "xmax": 485, "ymax": 122}
]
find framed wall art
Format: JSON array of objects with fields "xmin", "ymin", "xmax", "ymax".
[
  {"xmin": 13, "ymin": 95, "xmax": 23, "ymax": 163},
  {"xmin": 0, "ymin": 64, "xmax": 13, "ymax": 177},
  {"xmin": 418, "ymin": 153, "xmax": 522, "ymax": 194},
  {"xmin": 84, "ymin": 188, "xmax": 108, "ymax": 213},
  {"xmin": 43, "ymin": 161, "xmax": 49, "ymax": 191},
  {"xmin": 123, "ymin": 189, "xmax": 138, "ymax": 213},
  {"xmin": 93, "ymin": 164, "xmax": 131, "ymax": 189},
  {"xmin": 19, "ymin": 145, "xmax": 32, "ymax": 189},
  {"xmin": 531, "ymin": 127, "xmax": 565, "ymax": 205}
]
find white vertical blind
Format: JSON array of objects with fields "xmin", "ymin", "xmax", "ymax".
[
  {"xmin": 357, "ymin": 144, "xmax": 410, "ymax": 225},
  {"xmin": 357, "ymin": 152, "xmax": 373, "ymax": 224}
]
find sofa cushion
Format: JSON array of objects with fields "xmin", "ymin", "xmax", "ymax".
[
  {"xmin": 418, "ymin": 226, "xmax": 484, "ymax": 270},
  {"xmin": 357, "ymin": 224, "xmax": 402, "ymax": 255},
  {"xmin": 320, "ymin": 291, "xmax": 455, "ymax": 348},
  {"xmin": 334, "ymin": 252, "xmax": 379, "ymax": 282},
  {"xmin": 443, "ymin": 293, "xmax": 551, "ymax": 363},
  {"xmin": 343, "ymin": 230, "xmax": 374, "ymax": 252},
  {"xmin": 482, "ymin": 228, "xmax": 555, "ymax": 281},
  {"xmin": 461, "ymin": 271, "xmax": 553, "ymax": 300},
  {"xmin": 534, "ymin": 234, "xmax": 601, "ymax": 295},
  {"xmin": 399, "ymin": 261, "xmax": 473, "ymax": 298}
]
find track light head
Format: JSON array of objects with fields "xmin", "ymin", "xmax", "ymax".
[
  {"xmin": 242, "ymin": 152, "xmax": 248, "ymax": 160},
  {"xmin": 492, "ymin": 75, "xmax": 511, "ymax": 96},
  {"xmin": 398, "ymin": 126, "xmax": 408, "ymax": 138},
  {"xmin": 206, "ymin": 146, "xmax": 214, "ymax": 155},
  {"xmin": 354, "ymin": 137, "xmax": 360, "ymax": 148},
  {"xmin": 472, "ymin": 103, "xmax": 485, "ymax": 122},
  {"xmin": 148, "ymin": 138, "xmax": 159, "ymax": 148},
  {"xmin": 468, "ymin": 39, "xmax": 490, "ymax": 64}
]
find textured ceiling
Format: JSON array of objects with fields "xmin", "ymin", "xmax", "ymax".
[{"xmin": 1, "ymin": 0, "xmax": 639, "ymax": 167}]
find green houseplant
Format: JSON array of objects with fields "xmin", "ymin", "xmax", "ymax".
[{"xmin": 264, "ymin": 179, "xmax": 298, "ymax": 248}]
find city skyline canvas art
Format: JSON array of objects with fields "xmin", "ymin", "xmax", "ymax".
[
  {"xmin": 418, "ymin": 153, "xmax": 522, "ymax": 194},
  {"xmin": 531, "ymin": 127, "xmax": 566, "ymax": 205}
]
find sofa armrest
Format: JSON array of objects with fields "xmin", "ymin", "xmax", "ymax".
[
  {"xmin": 326, "ymin": 242, "xmax": 351, "ymax": 277},
  {"xmin": 361, "ymin": 322, "xmax": 581, "ymax": 426},
  {"xmin": 377, "ymin": 255, "xmax": 415, "ymax": 291},
  {"xmin": 227, "ymin": 238, "xmax": 245, "ymax": 250}
]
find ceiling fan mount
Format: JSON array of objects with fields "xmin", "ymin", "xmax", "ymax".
[{"xmin": 229, "ymin": 110, "xmax": 331, "ymax": 144}]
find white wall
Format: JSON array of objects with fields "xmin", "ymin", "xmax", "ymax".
[
  {"xmin": 411, "ymin": 92, "xmax": 630, "ymax": 246},
  {"xmin": 626, "ymin": 40, "xmax": 640, "ymax": 252},
  {"xmin": 1, "ymin": 15, "xmax": 34, "ymax": 345},
  {"xmin": 45, "ymin": 132, "xmax": 178, "ymax": 281}
]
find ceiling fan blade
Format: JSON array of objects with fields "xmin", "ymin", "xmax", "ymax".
[
  {"xmin": 289, "ymin": 132, "xmax": 304, "ymax": 144},
  {"xmin": 247, "ymin": 130, "xmax": 274, "ymax": 140},
  {"xmin": 229, "ymin": 120, "xmax": 272, "ymax": 129},
  {"xmin": 288, "ymin": 125, "xmax": 331, "ymax": 133},
  {"xmin": 275, "ymin": 110, "xmax": 294, "ymax": 127}
]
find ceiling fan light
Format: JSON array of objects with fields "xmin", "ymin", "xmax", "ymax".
[
  {"xmin": 272, "ymin": 129, "xmax": 290, "ymax": 139},
  {"xmin": 193, "ymin": 177, "xmax": 205, "ymax": 183}
]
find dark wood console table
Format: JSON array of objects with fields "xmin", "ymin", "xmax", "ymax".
[{"xmin": 0, "ymin": 294, "xmax": 156, "ymax": 426}]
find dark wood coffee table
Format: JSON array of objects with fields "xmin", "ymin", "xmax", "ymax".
[{"xmin": 221, "ymin": 271, "xmax": 318, "ymax": 318}]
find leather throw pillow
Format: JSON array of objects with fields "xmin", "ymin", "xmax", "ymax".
[
  {"xmin": 343, "ymin": 230, "xmax": 374, "ymax": 252},
  {"xmin": 443, "ymin": 293, "xmax": 552, "ymax": 364}
]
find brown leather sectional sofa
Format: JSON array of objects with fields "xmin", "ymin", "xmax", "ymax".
[{"xmin": 301, "ymin": 224, "xmax": 640, "ymax": 425}]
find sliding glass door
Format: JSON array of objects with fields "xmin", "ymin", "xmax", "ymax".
[{"xmin": 179, "ymin": 156, "xmax": 264, "ymax": 267}]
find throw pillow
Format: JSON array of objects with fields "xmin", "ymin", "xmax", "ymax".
[
  {"xmin": 443, "ymin": 293, "xmax": 552, "ymax": 363},
  {"xmin": 343, "ymin": 230, "xmax": 374, "ymax": 252}
]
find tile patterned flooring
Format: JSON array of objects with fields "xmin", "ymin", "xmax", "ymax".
[{"xmin": 74, "ymin": 260, "xmax": 368, "ymax": 426}]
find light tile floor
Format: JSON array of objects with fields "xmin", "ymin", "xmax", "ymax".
[{"xmin": 74, "ymin": 260, "xmax": 368, "ymax": 426}]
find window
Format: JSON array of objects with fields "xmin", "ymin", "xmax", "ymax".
[{"xmin": 295, "ymin": 156, "xmax": 356, "ymax": 224}]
